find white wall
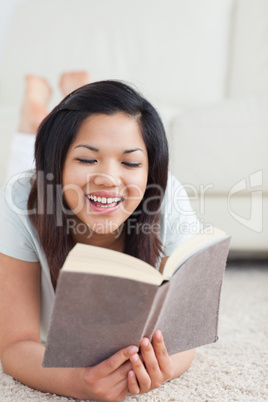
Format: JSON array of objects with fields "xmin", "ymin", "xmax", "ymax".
[
  {"xmin": 0, "ymin": 0, "xmax": 24, "ymax": 184},
  {"xmin": 0, "ymin": 0, "xmax": 24, "ymax": 74}
]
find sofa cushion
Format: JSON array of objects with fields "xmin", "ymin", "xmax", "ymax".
[
  {"xmin": 228, "ymin": 0, "xmax": 268, "ymax": 97},
  {"xmin": 169, "ymin": 97, "xmax": 268, "ymax": 193}
]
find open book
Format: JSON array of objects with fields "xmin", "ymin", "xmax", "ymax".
[{"xmin": 42, "ymin": 227, "xmax": 231, "ymax": 368}]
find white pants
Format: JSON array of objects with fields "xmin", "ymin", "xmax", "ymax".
[{"xmin": 7, "ymin": 132, "xmax": 35, "ymax": 180}]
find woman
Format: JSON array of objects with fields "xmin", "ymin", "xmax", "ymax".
[{"xmin": 0, "ymin": 80, "xmax": 199, "ymax": 400}]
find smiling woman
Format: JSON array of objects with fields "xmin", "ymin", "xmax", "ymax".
[
  {"xmin": 0, "ymin": 80, "xmax": 200, "ymax": 400},
  {"xmin": 28, "ymin": 81, "xmax": 169, "ymax": 282},
  {"xmin": 62, "ymin": 112, "xmax": 149, "ymax": 245}
]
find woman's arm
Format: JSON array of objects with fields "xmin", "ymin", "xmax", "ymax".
[{"xmin": 0, "ymin": 253, "xmax": 138, "ymax": 401}]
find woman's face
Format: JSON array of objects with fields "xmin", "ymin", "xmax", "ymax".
[{"xmin": 62, "ymin": 112, "xmax": 149, "ymax": 237}]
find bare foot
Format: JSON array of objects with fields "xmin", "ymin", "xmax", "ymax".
[
  {"xmin": 18, "ymin": 75, "xmax": 52, "ymax": 134},
  {"xmin": 59, "ymin": 71, "xmax": 90, "ymax": 97}
]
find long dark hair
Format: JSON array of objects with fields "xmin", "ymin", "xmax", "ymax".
[{"xmin": 28, "ymin": 80, "xmax": 169, "ymax": 286}]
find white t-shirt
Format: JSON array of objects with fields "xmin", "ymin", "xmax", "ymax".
[{"xmin": 1, "ymin": 133, "xmax": 201, "ymax": 342}]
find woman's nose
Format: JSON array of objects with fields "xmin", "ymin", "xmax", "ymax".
[{"xmin": 92, "ymin": 168, "xmax": 122, "ymax": 188}]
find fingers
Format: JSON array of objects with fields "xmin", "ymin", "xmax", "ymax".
[
  {"xmin": 140, "ymin": 337, "xmax": 162, "ymax": 382},
  {"xmin": 128, "ymin": 330, "xmax": 173, "ymax": 395},
  {"xmin": 129, "ymin": 338, "xmax": 161, "ymax": 394},
  {"xmin": 128, "ymin": 369, "xmax": 140, "ymax": 395},
  {"xmin": 83, "ymin": 371, "xmax": 129, "ymax": 401},
  {"xmin": 83, "ymin": 356, "xmax": 134, "ymax": 400},
  {"xmin": 152, "ymin": 330, "xmax": 173, "ymax": 378},
  {"xmin": 93, "ymin": 345, "xmax": 139, "ymax": 378},
  {"xmin": 107, "ymin": 376, "xmax": 129, "ymax": 400},
  {"xmin": 129, "ymin": 352, "xmax": 150, "ymax": 394}
]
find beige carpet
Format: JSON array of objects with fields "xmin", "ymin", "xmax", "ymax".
[{"xmin": 0, "ymin": 263, "xmax": 267, "ymax": 401}]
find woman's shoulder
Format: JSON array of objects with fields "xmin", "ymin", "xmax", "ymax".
[
  {"xmin": 161, "ymin": 171, "xmax": 186, "ymax": 210},
  {"xmin": 166, "ymin": 171, "xmax": 190, "ymax": 192},
  {"xmin": 160, "ymin": 172, "xmax": 201, "ymax": 254},
  {"xmin": 0, "ymin": 171, "xmax": 41, "ymax": 263}
]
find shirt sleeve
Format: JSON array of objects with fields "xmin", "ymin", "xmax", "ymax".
[
  {"xmin": 0, "ymin": 184, "xmax": 38, "ymax": 262},
  {"xmin": 160, "ymin": 173, "xmax": 202, "ymax": 256},
  {"xmin": 6, "ymin": 132, "xmax": 35, "ymax": 181}
]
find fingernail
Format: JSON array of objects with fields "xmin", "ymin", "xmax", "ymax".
[
  {"xmin": 155, "ymin": 330, "xmax": 162, "ymax": 339},
  {"xmin": 128, "ymin": 370, "xmax": 135, "ymax": 378},
  {"xmin": 131, "ymin": 354, "xmax": 139, "ymax": 363},
  {"xmin": 142, "ymin": 338, "xmax": 149, "ymax": 347},
  {"xmin": 128, "ymin": 346, "xmax": 139, "ymax": 355}
]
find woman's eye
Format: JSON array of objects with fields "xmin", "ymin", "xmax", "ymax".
[
  {"xmin": 122, "ymin": 162, "xmax": 141, "ymax": 168},
  {"xmin": 76, "ymin": 158, "xmax": 97, "ymax": 165}
]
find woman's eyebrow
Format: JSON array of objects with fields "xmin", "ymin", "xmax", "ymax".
[
  {"xmin": 123, "ymin": 148, "xmax": 144, "ymax": 154},
  {"xmin": 74, "ymin": 144, "xmax": 99, "ymax": 152},
  {"xmin": 74, "ymin": 145, "xmax": 144, "ymax": 154}
]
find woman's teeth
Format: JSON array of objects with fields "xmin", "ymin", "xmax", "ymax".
[{"xmin": 87, "ymin": 195, "xmax": 122, "ymax": 207}]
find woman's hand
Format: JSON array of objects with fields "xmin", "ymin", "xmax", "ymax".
[
  {"xmin": 75, "ymin": 345, "xmax": 139, "ymax": 401},
  {"xmin": 128, "ymin": 330, "xmax": 195, "ymax": 396},
  {"xmin": 127, "ymin": 330, "xmax": 174, "ymax": 395}
]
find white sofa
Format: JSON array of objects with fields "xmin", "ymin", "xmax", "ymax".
[{"xmin": 0, "ymin": 0, "xmax": 267, "ymax": 255}]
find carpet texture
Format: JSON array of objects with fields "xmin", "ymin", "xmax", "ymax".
[{"xmin": 0, "ymin": 263, "xmax": 267, "ymax": 401}]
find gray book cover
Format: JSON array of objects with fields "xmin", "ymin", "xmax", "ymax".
[{"xmin": 42, "ymin": 237, "xmax": 230, "ymax": 368}]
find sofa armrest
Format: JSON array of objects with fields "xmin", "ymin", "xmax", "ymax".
[{"xmin": 169, "ymin": 97, "xmax": 268, "ymax": 193}]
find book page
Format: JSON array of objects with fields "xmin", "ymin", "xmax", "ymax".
[{"xmin": 62, "ymin": 243, "xmax": 163, "ymax": 286}]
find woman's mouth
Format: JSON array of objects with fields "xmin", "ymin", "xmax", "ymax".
[{"xmin": 86, "ymin": 194, "xmax": 124, "ymax": 213}]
